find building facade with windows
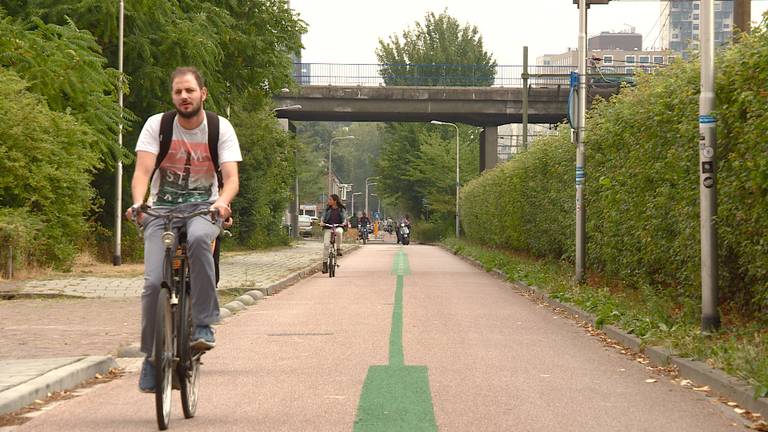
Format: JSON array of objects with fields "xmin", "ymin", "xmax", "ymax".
[
  {"xmin": 660, "ymin": 0, "xmax": 734, "ymax": 58},
  {"xmin": 537, "ymin": 32, "xmax": 673, "ymax": 75}
]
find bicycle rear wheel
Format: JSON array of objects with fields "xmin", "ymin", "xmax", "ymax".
[
  {"xmin": 154, "ymin": 287, "xmax": 174, "ymax": 430},
  {"xmin": 329, "ymin": 253, "xmax": 336, "ymax": 278},
  {"xmin": 177, "ymin": 261, "xmax": 200, "ymax": 419}
]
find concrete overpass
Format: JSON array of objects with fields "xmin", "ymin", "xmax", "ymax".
[
  {"xmin": 274, "ymin": 63, "xmax": 628, "ymax": 171},
  {"xmin": 275, "ymin": 84, "xmax": 617, "ymax": 171}
]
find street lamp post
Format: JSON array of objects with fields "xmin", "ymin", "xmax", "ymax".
[
  {"xmin": 274, "ymin": 105, "xmax": 302, "ymax": 239},
  {"xmin": 365, "ymin": 177, "xmax": 379, "ymax": 216},
  {"xmin": 699, "ymin": 0, "xmax": 720, "ymax": 332},
  {"xmin": 113, "ymin": 0, "xmax": 125, "ymax": 266},
  {"xmin": 430, "ymin": 120, "xmax": 460, "ymax": 238},
  {"xmin": 371, "ymin": 193, "xmax": 381, "ymax": 217},
  {"xmin": 351, "ymin": 192, "xmax": 362, "ymax": 217},
  {"xmin": 328, "ymin": 136, "xmax": 354, "ymax": 194}
]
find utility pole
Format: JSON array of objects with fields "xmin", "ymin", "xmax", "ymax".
[
  {"xmin": 699, "ymin": 0, "xmax": 720, "ymax": 332},
  {"xmin": 572, "ymin": 0, "xmax": 610, "ymax": 282},
  {"xmin": 574, "ymin": 0, "xmax": 588, "ymax": 283},
  {"xmin": 733, "ymin": 0, "xmax": 751, "ymax": 36},
  {"xmin": 113, "ymin": 0, "xmax": 125, "ymax": 266},
  {"xmin": 522, "ymin": 46, "xmax": 529, "ymax": 151}
]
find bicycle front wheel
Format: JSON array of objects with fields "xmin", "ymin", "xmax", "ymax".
[
  {"xmin": 154, "ymin": 287, "xmax": 174, "ymax": 430},
  {"xmin": 178, "ymin": 261, "xmax": 200, "ymax": 419},
  {"xmin": 329, "ymin": 254, "xmax": 336, "ymax": 278}
]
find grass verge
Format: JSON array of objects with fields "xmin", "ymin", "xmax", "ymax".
[{"xmin": 442, "ymin": 238, "xmax": 768, "ymax": 399}]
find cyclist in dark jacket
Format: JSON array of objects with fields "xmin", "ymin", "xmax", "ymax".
[{"xmin": 320, "ymin": 194, "xmax": 347, "ymax": 273}]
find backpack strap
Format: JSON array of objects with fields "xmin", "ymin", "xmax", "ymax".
[
  {"xmin": 156, "ymin": 111, "xmax": 177, "ymax": 170},
  {"xmin": 205, "ymin": 111, "xmax": 223, "ymax": 189}
]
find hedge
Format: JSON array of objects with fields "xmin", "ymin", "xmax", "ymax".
[{"xmin": 460, "ymin": 19, "xmax": 768, "ymax": 312}]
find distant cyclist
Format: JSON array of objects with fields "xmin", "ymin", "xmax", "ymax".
[
  {"xmin": 125, "ymin": 66, "xmax": 242, "ymax": 393},
  {"xmin": 320, "ymin": 194, "xmax": 347, "ymax": 273},
  {"xmin": 358, "ymin": 212, "xmax": 371, "ymax": 239}
]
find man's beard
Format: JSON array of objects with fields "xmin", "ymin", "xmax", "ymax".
[{"xmin": 176, "ymin": 101, "xmax": 202, "ymax": 119}]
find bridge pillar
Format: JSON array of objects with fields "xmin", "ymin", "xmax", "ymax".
[{"xmin": 479, "ymin": 126, "xmax": 498, "ymax": 172}]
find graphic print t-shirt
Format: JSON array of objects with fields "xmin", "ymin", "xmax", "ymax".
[{"xmin": 135, "ymin": 113, "xmax": 242, "ymax": 207}]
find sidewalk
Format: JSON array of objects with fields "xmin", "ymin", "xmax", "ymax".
[{"xmin": 0, "ymin": 240, "xmax": 329, "ymax": 416}]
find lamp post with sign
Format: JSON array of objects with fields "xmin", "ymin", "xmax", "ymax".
[
  {"xmin": 573, "ymin": 0, "xmax": 611, "ymax": 282},
  {"xmin": 698, "ymin": 0, "xmax": 720, "ymax": 332}
]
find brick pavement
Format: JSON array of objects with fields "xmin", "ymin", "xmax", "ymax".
[
  {"xmin": 0, "ymin": 241, "xmax": 325, "ymax": 360},
  {"xmin": 11, "ymin": 241, "xmax": 324, "ymax": 298}
]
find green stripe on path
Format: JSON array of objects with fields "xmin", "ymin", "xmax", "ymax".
[{"xmin": 354, "ymin": 248, "xmax": 438, "ymax": 432}]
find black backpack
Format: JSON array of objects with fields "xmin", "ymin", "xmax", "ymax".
[{"xmin": 154, "ymin": 110, "xmax": 222, "ymax": 188}]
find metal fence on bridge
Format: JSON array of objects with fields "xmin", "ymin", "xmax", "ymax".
[{"xmin": 293, "ymin": 63, "xmax": 664, "ymax": 88}]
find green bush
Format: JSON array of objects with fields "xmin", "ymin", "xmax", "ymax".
[
  {"xmin": 412, "ymin": 221, "xmax": 449, "ymax": 243},
  {"xmin": 461, "ymin": 19, "xmax": 768, "ymax": 312},
  {"xmin": 0, "ymin": 69, "xmax": 101, "ymax": 269}
]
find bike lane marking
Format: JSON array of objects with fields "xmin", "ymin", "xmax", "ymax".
[{"xmin": 353, "ymin": 248, "xmax": 438, "ymax": 432}]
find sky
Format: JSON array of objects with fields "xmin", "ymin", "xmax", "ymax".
[{"xmin": 290, "ymin": 0, "xmax": 768, "ymax": 65}]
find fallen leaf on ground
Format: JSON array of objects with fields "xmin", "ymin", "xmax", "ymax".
[
  {"xmin": 748, "ymin": 420, "xmax": 768, "ymax": 431},
  {"xmin": 645, "ymin": 379, "xmax": 657, "ymax": 383},
  {"xmin": 679, "ymin": 379, "xmax": 693, "ymax": 386},
  {"xmin": 726, "ymin": 402, "xmax": 739, "ymax": 407},
  {"xmin": 693, "ymin": 385, "xmax": 711, "ymax": 392},
  {"xmin": 735, "ymin": 408, "xmax": 748, "ymax": 414}
]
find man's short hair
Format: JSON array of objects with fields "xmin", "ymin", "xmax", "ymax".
[{"xmin": 170, "ymin": 67, "xmax": 205, "ymax": 89}]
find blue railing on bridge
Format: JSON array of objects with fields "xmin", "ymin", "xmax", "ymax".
[{"xmin": 292, "ymin": 63, "xmax": 664, "ymax": 88}]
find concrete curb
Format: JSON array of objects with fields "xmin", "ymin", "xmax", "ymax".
[
  {"xmin": 0, "ymin": 356, "xmax": 117, "ymax": 416},
  {"xmin": 441, "ymin": 244, "xmax": 768, "ymax": 418},
  {"xmin": 216, "ymin": 244, "xmax": 361, "ymax": 319}
]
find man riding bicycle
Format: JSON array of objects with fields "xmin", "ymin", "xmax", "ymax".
[{"xmin": 125, "ymin": 67, "xmax": 242, "ymax": 393}]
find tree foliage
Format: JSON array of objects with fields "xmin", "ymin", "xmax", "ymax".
[
  {"xmin": 0, "ymin": 69, "xmax": 100, "ymax": 268},
  {"xmin": 0, "ymin": 1, "xmax": 307, "ymax": 268},
  {"xmin": 376, "ymin": 10, "xmax": 496, "ymax": 87},
  {"xmin": 374, "ymin": 11, "xmax": 489, "ymax": 230}
]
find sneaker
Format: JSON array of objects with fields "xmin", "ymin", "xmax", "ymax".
[
  {"xmin": 322, "ymin": 262, "xmax": 328, "ymax": 273},
  {"xmin": 191, "ymin": 325, "xmax": 216, "ymax": 351},
  {"xmin": 139, "ymin": 357, "xmax": 156, "ymax": 393}
]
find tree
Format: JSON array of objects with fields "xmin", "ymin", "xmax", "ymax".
[
  {"xmin": 376, "ymin": 10, "xmax": 496, "ymax": 87},
  {"xmin": 0, "ymin": 1, "xmax": 308, "ymax": 267},
  {"xmin": 374, "ymin": 11, "xmax": 492, "ymax": 230}
]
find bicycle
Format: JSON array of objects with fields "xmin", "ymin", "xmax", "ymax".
[
  {"xmin": 135, "ymin": 203, "xmax": 220, "ymax": 430},
  {"xmin": 324, "ymin": 223, "xmax": 344, "ymax": 278}
]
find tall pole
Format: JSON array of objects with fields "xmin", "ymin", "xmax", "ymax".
[
  {"xmin": 574, "ymin": 0, "xmax": 588, "ymax": 283},
  {"xmin": 454, "ymin": 124, "xmax": 460, "ymax": 239},
  {"xmin": 113, "ymin": 0, "xmax": 125, "ymax": 266},
  {"xmin": 522, "ymin": 46, "xmax": 529, "ymax": 152},
  {"xmin": 733, "ymin": 0, "xmax": 751, "ymax": 36},
  {"xmin": 365, "ymin": 176, "xmax": 379, "ymax": 216},
  {"xmin": 430, "ymin": 121, "xmax": 460, "ymax": 238},
  {"xmin": 699, "ymin": 0, "xmax": 720, "ymax": 332}
]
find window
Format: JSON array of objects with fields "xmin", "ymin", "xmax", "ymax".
[
  {"xmin": 603, "ymin": 55, "xmax": 613, "ymax": 64},
  {"xmin": 723, "ymin": 23, "xmax": 730, "ymax": 30},
  {"xmin": 653, "ymin": 56, "xmax": 664, "ymax": 65},
  {"xmin": 625, "ymin": 67, "xmax": 635, "ymax": 74},
  {"xmin": 693, "ymin": 24, "xmax": 699, "ymax": 31},
  {"xmin": 639, "ymin": 55, "xmax": 650, "ymax": 64},
  {"xmin": 693, "ymin": 13, "xmax": 699, "ymax": 20},
  {"xmin": 694, "ymin": 3, "xmax": 700, "ymax": 10},
  {"xmin": 715, "ymin": 2, "xmax": 721, "ymax": 11},
  {"xmin": 625, "ymin": 55, "xmax": 636, "ymax": 64}
]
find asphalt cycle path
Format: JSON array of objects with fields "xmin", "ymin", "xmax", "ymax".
[{"xmin": 14, "ymin": 245, "xmax": 742, "ymax": 431}]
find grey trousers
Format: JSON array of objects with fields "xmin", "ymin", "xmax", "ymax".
[{"xmin": 140, "ymin": 204, "xmax": 221, "ymax": 354}]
